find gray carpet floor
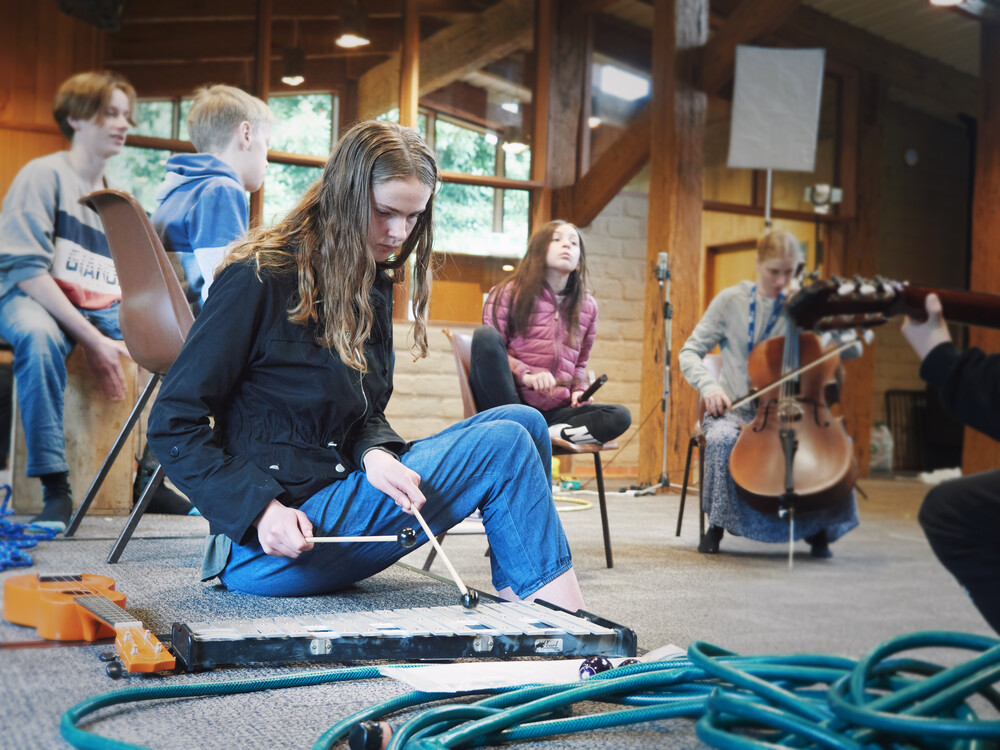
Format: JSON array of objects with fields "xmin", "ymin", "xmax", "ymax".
[{"xmin": 1, "ymin": 476, "xmax": 995, "ymax": 749}]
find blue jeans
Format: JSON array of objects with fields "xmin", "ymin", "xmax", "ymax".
[
  {"xmin": 0, "ymin": 288, "xmax": 122, "ymax": 476},
  {"xmin": 220, "ymin": 405, "xmax": 574, "ymax": 598}
]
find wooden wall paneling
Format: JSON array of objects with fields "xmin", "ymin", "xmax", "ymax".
[
  {"xmin": 638, "ymin": 0, "xmax": 708, "ymax": 485},
  {"xmin": 0, "ymin": 3, "xmax": 101, "ymax": 196},
  {"xmin": 964, "ymin": 23, "xmax": 1000, "ymax": 476}
]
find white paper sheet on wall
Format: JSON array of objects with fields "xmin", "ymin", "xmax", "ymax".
[{"xmin": 727, "ymin": 46, "xmax": 826, "ymax": 173}]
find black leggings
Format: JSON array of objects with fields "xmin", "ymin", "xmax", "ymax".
[
  {"xmin": 469, "ymin": 326, "xmax": 631, "ymax": 444},
  {"xmin": 918, "ymin": 469, "xmax": 1000, "ymax": 634}
]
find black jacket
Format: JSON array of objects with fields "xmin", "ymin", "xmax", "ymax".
[
  {"xmin": 148, "ymin": 259, "xmax": 407, "ymax": 546},
  {"xmin": 921, "ymin": 342, "xmax": 1000, "ymax": 443}
]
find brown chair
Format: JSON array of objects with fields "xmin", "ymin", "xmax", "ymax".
[
  {"xmin": 64, "ymin": 189, "xmax": 195, "ymax": 563},
  {"xmin": 675, "ymin": 353, "xmax": 722, "ymax": 543},
  {"xmin": 442, "ymin": 328, "xmax": 620, "ymax": 568}
]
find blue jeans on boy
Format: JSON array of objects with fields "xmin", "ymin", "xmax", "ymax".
[
  {"xmin": 0, "ymin": 288, "xmax": 122, "ymax": 476},
  {"xmin": 220, "ymin": 405, "xmax": 574, "ymax": 598}
]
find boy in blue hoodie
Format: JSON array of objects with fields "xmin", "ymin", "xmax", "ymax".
[{"xmin": 152, "ymin": 85, "xmax": 272, "ymax": 312}]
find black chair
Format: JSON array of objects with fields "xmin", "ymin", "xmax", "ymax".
[{"xmin": 441, "ymin": 328, "xmax": 620, "ymax": 568}]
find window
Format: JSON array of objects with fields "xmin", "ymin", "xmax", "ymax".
[{"xmin": 104, "ymin": 100, "xmax": 173, "ymax": 213}]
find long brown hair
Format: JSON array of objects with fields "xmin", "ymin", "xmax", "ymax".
[
  {"xmin": 223, "ymin": 120, "xmax": 438, "ymax": 372},
  {"xmin": 487, "ymin": 220, "xmax": 588, "ymax": 343}
]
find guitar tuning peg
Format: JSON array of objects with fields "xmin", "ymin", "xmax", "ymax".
[
  {"xmin": 831, "ymin": 275, "xmax": 844, "ymax": 286},
  {"xmin": 838, "ymin": 280, "xmax": 855, "ymax": 296},
  {"xmin": 858, "ymin": 280, "xmax": 876, "ymax": 295},
  {"xmin": 861, "ymin": 329, "xmax": 876, "ymax": 345},
  {"xmin": 819, "ymin": 331, "xmax": 833, "ymax": 347}
]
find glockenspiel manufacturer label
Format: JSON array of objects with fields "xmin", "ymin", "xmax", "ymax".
[{"xmin": 534, "ymin": 638, "xmax": 564, "ymax": 654}]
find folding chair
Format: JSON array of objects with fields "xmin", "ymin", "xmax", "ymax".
[
  {"xmin": 64, "ymin": 189, "xmax": 194, "ymax": 563},
  {"xmin": 442, "ymin": 328, "xmax": 620, "ymax": 568}
]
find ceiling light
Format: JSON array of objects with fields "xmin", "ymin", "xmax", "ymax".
[
  {"xmin": 502, "ymin": 141, "xmax": 529, "ymax": 155},
  {"xmin": 502, "ymin": 264, "xmax": 515, "ymax": 272},
  {"xmin": 929, "ymin": 0, "xmax": 963, "ymax": 5},
  {"xmin": 336, "ymin": 0, "xmax": 370, "ymax": 48},
  {"xmin": 500, "ymin": 102, "xmax": 519, "ymax": 114},
  {"xmin": 281, "ymin": 48, "xmax": 306, "ymax": 86},
  {"xmin": 588, "ymin": 116, "xmax": 601, "ymax": 128}
]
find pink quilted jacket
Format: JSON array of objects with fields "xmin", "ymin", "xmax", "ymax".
[{"xmin": 483, "ymin": 282, "xmax": 598, "ymax": 411}]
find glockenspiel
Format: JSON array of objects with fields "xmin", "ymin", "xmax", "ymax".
[{"xmin": 170, "ymin": 600, "xmax": 636, "ymax": 671}]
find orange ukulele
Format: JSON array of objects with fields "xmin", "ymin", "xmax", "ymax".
[{"xmin": 2, "ymin": 573, "xmax": 175, "ymax": 673}]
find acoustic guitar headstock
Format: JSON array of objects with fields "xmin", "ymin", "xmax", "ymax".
[
  {"xmin": 786, "ymin": 276, "xmax": 920, "ymax": 332},
  {"xmin": 115, "ymin": 625, "xmax": 176, "ymax": 673}
]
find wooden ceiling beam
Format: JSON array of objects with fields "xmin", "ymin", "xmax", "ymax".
[
  {"xmin": 111, "ymin": 58, "xmax": 367, "ymax": 99},
  {"xmin": 552, "ymin": 105, "xmax": 651, "ymax": 228},
  {"xmin": 357, "ymin": 0, "xmax": 533, "ymax": 120},
  {"xmin": 710, "ymin": 0, "xmax": 979, "ymax": 116},
  {"xmin": 699, "ymin": 0, "xmax": 802, "ymax": 95},
  {"xmin": 121, "ymin": 0, "xmax": 479, "ymax": 24},
  {"xmin": 106, "ymin": 19, "xmax": 400, "ymax": 63}
]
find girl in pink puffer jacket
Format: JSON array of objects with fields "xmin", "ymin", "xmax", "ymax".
[{"xmin": 470, "ymin": 220, "xmax": 631, "ymax": 445}]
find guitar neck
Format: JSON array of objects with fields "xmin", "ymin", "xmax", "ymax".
[
  {"xmin": 74, "ymin": 595, "xmax": 176, "ymax": 673},
  {"xmin": 899, "ymin": 285, "xmax": 1000, "ymax": 330}
]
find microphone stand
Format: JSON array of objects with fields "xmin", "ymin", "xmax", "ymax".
[{"xmin": 634, "ymin": 253, "xmax": 673, "ymax": 496}]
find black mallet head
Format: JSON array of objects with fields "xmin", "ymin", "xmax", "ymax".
[
  {"xmin": 397, "ymin": 527, "xmax": 417, "ymax": 548},
  {"xmin": 461, "ymin": 589, "xmax": 479, "ymax": 609}
]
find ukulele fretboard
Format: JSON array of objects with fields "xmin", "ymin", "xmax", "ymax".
[{"xmin": 74, "ymin": 595, "xmax": 141, "ymax": 629}]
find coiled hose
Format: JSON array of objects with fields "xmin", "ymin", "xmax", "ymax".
[{"xmin": 61, "ymin": 630, "xmax": 1000, "ymax": 749}]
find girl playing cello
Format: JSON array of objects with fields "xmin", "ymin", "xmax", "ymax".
[{"xmin": 678, "ymin": 231, "xmax": 859, "ymax": 556}]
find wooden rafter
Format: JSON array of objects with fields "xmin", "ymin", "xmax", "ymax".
[
  {"xmin": 357, "ymin": 0, "xmax": 533, "ymax": 120},
  {"xmin": 552, "ymin": 107, "xmax": 651, "ymax": 228},
  {"xmin": 699, "ymin": 0, "xmax": 802, "ymax": 95}
]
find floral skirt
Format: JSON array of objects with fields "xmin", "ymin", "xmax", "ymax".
[{"xmin": 700, "ymin": 411, "xmax": 859, "ymax": 544}]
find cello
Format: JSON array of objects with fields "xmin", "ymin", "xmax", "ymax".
[
  {"xmin": 728, "ymin": 275, "xmax": 1000, "ymax": 516},
  {"xmin": 728, "ymin": 325, "xmax": 858, "ymax": 516}
]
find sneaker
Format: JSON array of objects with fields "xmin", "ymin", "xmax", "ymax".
[
  {"xmin": 30, "ymin": 494, "xmax": 72, "ymax": 533},
  {"xmin": 548, "ymin": 423, "xmax": 600, "ymax": 445}
]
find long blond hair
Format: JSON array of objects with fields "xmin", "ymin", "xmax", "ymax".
[{"xmin": 223, "ymin": 120, "xmax": 437, "ymax": 371}]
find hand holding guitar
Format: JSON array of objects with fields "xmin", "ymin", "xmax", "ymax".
[{"xmin": 901, "ymin": 293, "xmax": 952, "ymax": 360}]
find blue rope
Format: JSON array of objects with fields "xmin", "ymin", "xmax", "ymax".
[
  {"xmin": 0, "ymin": 483, "xmax": 56, "ymax": 571},
  {"xmin": 60, "ymin": 630, "xmax": 1000, "ymax": 750}
]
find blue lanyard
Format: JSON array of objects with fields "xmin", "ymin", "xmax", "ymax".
[{"xmin": 747, "ymin": 285, "xmax": 784, "ymax": 355}]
